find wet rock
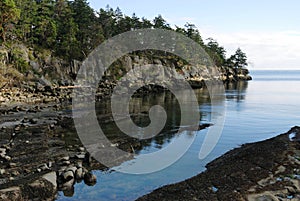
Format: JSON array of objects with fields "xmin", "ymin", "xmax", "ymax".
[
  {"xmin": 0, "ymin": 169, "xmax": 5, "ymax": 175},
  {"xmin": 75, "ymin": 154, "xmax": 85, "ymax": 159},
  {"xmin": 11, "ymin": 170, "xmax": 20, "ymax": 176},
  {"xmin": 49, "ymin": 124, "xmax": 55, "ymax": 130},
  {"xmin": 9, "ymin": 162, "xmax": 17, "ymax": 168},
  {"xmin": 61, "ymin": 156, "xmax": 70, "ymax": 161},
  {"xmin": 84, "ymin": 172, "xmax": 97, "ymax": 186},
  {"xmin": 63, "ymin": 170, "xmax": 74, "ymax": 181},
  {"xmin": 0, "ymin": 148, "xmax": 6, "ymax": 155},
  {"xmin": 78, "ymin": 147, "xmax": 85, "ymax": 152},
  {"xmin": 75, "ymin": 168, "xmax": 84, "ymax": 180},
  {"xmin": 39, "ymin": 163, "xmax": 49, "ymax": 171},
  {"xmin": 76, "ymin": 161, "xmax": 83, "ymax": 168},
  {"xmin": 29, "ymin": 118, "xmax": 38, "ymax": 124},
  {"xmin": 48, "ymin": 161, "xmax": 53, "ymax": 168},
  {"xmin": 14, "ymin": 125, "xmax": 21, "ymax": 131},
  {"xmin": 0, "ymin": 186, "xmax": 22, "ymax": 200},
  {"xmin": 66, "ymin": 166, "xmax": 77, "ymax": 174},
  {"xmin": 4, "ymin": 155, "xmax": 12, "ymax": 161},
  {"xmin": 61, "ymin": 160, "xmax": 71, "ymax": 166},
  {"xmin": 62, "ymin": 185, "xmax": 74, "ymax": 197}
]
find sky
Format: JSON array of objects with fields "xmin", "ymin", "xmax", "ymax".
[{"xmin": 88, "ymin": 0, "xmax": 300, "ymax": 70}]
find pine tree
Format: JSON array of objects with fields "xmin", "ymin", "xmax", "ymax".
[
  {"xmin": 34, "ymin": 0, "xmax": 57, "ymax": 47},
  {"xmin": 0, "ymin": 0, "xmax": 20, "ymax": 42},
  {"xmin": 54, "ymin": 0, "xmax": 79, "ymax": 60}
]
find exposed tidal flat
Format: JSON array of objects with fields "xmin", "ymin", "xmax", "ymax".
[{"xmin": 0, "ymin": 70, "xmax": 300, "ymax": 200}]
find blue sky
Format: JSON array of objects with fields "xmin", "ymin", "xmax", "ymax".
[{"xmin": 88, "ymin": 0, "xmax": 300, "ymax": 70}]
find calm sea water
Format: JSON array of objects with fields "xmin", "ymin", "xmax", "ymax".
[{"xmin": 58, "ymin": 70, "xmax": 300, "ymax": 201}]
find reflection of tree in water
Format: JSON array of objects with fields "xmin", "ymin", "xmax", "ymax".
[
  {"xmin": 96, "ymin": 89, "xmax": 207, "ymax": 154},
  {"xmin": 225, "ymin": 81, "xmax": 248, "ymax": 102}
]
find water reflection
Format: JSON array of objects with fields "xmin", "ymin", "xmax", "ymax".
[
  {"xmin": 225, "ymin": 81, "xmax": 248, "ymax": 102},
  {"xmin": 58, "ymin": 81, "xmax": 249, "ymax": 200},
  {"xmin": 97, "ymin": 90, "xmax": 204, "ymax": 155}
]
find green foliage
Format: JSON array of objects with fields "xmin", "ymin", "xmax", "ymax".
[
  {"xmin": 205, "ymin": 38, "xmax": 226, "ymax": 67},
  {"xmin": 14, "ymin": 0, "xmax": 37, "ymax": 43},
  {"xmin": 0, "ymin": 0, "xmax": 21, "ymax": 42},
  {"xmin": 34, "ymin": 0, "xmax": 57, "ymax": 47},
  {"xmin": 54, "ymin": 0, "xmax": 79, "ymax": 60},
  {"xmin": 71, "ymin": 0, "xmax": 104, "ymax": 60},
  {"xmin": 227, "ymin": 48, "xmax": 248, "ymax": 69},
  {"xmin": 153, "ymin": 15, "xmax": 170, "ymax": 29},
  {"xmin": 1, "ymin": 1, "xmax": 247, "ymax": 69},
  {"xmin": 10, "ymin": 46, "xmax": 29, "ymax": 73}
]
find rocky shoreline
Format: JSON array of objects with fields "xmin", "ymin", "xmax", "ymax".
[
  {"xmin": 0, "ymin": 53, "xmax": 253, "ymax": 200},
  {"xmin": 137, "ymin": 127, "xmax": 300, "ymax": 201},
  {"xmin": 1, "ymin": 85, "xmax": 299, "ymax": 201}
]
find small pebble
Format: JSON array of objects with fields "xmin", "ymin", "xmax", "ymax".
[{"xmin": 9, "ymin": 162, "xmax": 17, "ymax": 168}]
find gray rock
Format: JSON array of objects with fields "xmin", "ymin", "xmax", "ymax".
[
  {"xmin": 75, "ymin": 168, "xmax": 84, "ymax": 180},
  {"xmin": 11, "ymin": 170, "xmax": 19, "ymax": 176},
  {"xmin": 0, "ymin": 148, "xmax": 6, "ymax": 154},
  {"xmin": 61, "ymin": 156, "xmax": 70, "ymax": 161},
  {"xmin": 63, "ymin": 170, "xmax": 74, "ymax": 181},
  {"xmin": 78, "ymin": 147, "xmax": 85, "ymax": 152},
  {"xmin": 66, "ymin": 166, "xmax": 77, "ymax": 174},
  {"xmin": 76, "ymin": 161, "xmax": 83, "ymax": 168},
  {"xmin": 9, "ymin": 163, "xmax": 17, "ymax": 168},
  {"xmin": 0, "ymin": 169, "xmax": 5, "ymax": 175},
  {"xmin": 42, "ymin": 171, "xmax": 57, "ymax": 189},
  {"xmin": 75, "ymin": 154, "xmax": 85, "ymax": 159},
  {"xmin": 4, "ymin": 155, "xmax": 12, "ymax": 161},
  {"xmin": 39, "ymin": 76, "xmax": 52, "ymax": 87},
  {"xmin": 30, "ymin": 61, "xmax": 40, "ymax": 71}
]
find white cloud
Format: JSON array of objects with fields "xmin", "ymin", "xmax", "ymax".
[{"xmin": 200, "ymin": 29, "xmax": 300, "ymax": 70}]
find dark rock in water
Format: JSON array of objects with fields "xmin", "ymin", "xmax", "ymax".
[
  {"xmin": 75, "ymin": 168, "xmax": 84, "ymax": 180},
  {"xmin": 84, "ymin": 172, "xmax": 97, "ymax": 186},
  {"xmin": 62, "ymin": 185, "xmax": 74, "ymax": 197},
  {"xmin": 29, "ymin": 118, "xmax": 38, "ymax": 124}
]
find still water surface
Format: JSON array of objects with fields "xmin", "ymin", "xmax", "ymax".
[{"xmin": 58, "ymin": 70, "xmax": 300, "ymax": 201}]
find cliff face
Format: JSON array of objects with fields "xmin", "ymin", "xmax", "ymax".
[{"xmin": 0, "ymin": 43, "xmax": 251, "ymax": 91}]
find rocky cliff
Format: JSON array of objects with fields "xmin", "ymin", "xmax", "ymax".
[{"xmin": 0, "ymin": 43, "xmax": 251, "ymax": 94}]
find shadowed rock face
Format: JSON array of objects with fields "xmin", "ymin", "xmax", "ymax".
[{"xmin": 137, "ymin": 126, "xmax": 300, "ymax": 201}]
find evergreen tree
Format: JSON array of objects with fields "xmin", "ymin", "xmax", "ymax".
[
  {"xmin": 14, "ymin": 0, "xmax": 37, "ymax": 43},
  {"xmin": 153, "ymin": 15, "xmax": 170, "ymax": 29},
  {"xmin": 184, "ymin": 23, "xmax": 203, "ymax": 45},
  {"xmin": 54, "ymin": 0, "xmax": 79, "ymax": 60},
  {"xmin": 227, "ymin": 48, "xmax": 248, "ymax": 69},
  {"xmin": 205, "ymin": 38, "xmax": 226, "ymax": 67},
  {"xmin": 34, "ymin": 0, "xmax": 57, "ymax": 47},
  {"xmin": 140, "ymin": 17, "xmax": 153, "ymax": 28},
  {"xmin": 97, "ymin": 6, "xmax": 117, "ymax": 38},
  {"xmin": 71, "ymin": 0, "xmax": 104, "ymax": 60},
  {"xmin": 0, "ymin": 0, "xmax": 21, "ymax": 42}
]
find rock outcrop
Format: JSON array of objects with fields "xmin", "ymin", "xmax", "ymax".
[{"xmin": 0, "ymin": 43, "xmax": 251, "ymax": 93}]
